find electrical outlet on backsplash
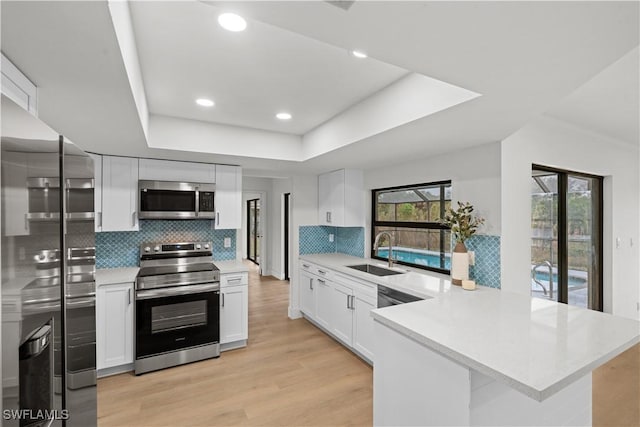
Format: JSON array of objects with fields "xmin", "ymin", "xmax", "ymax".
[{"xmin": 96, "ymin": 220, "xmax": 236, "ymax": 269}]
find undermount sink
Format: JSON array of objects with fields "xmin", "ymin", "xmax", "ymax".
[{"xmin": 346, "ymin": 264, "xmax": 406, "ymax": 277}]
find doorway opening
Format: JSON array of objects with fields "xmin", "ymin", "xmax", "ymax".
[
  {"xmin": 530, "ymin": 165, "xmax": 603, "ymax": 310},
  {"xmin": 247, "ymin": 198, "xmax": 260, "ymax": 265},
  {"xmin": 284, "ymin": 193, "xmax": 290, "ymax": 281}
]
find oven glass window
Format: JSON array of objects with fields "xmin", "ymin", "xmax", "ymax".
[
  {"xmin": 151, "ymin": 300, "xmax": 207, "ymax": 333},
  {"xmin": 141, "ymin": 190, "xmax": 195, "ymax": 212}
]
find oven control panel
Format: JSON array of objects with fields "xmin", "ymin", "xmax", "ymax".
[{"xmin": 140, "ymin": 241, "xmax": 212, "ymax": 255}]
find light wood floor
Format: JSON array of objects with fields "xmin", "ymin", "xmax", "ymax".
[
  {"xmin": 98, "ymin": 264, "xmax": 639, "ymax": 426},
  {"xmin": 97, "ymin": 263, "xmax": 373, "ymax": 426}
]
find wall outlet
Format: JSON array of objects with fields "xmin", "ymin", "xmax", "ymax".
[
  {"xmin": 329, "ymin": 233, "xmax": 334, "ymax": 242},
  {"xmin": 223, "ymin": 237, "xmax": 231, "ymax": 248},
  {"xmin": 468, "ymin": 251, "xmax": 475, "ymax": 266}
]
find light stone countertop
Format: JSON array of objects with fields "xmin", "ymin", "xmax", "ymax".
[
  {"xmin": 299, "ymin": 252, "xmax": 640, "ymax": 401},
  {"xmin": 299, "ymin": 253, "xmax": 453, "ymax": 299},
  {"xmin": 213, "ymin": 260, "xmax": 250, "ymax": 275},
  {"xmin": 96, "ymin": 267, "xmax": 140, "ymax": 285}
]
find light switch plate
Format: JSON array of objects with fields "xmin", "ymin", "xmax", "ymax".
[{"xmin": 223, "ymin": 237, "xmax": 231, "ymax": 248}]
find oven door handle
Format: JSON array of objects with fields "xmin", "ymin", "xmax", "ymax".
[{"xmin": 135, "ymin": 283, "xmax": 219, "ymax": 300}]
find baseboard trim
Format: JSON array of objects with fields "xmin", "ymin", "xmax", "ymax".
[
  {"xmin": 97, "ymin": 363, "xmax": 134, "ymax": 379},
  {"xmin": 221, "ymin": 340, "xmax": 247, "ymax": 352},
  {"xmin": 288, "ymin": 306, "xmax": 302, "ymax": 319}
]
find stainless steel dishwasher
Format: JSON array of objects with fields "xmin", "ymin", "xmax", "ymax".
[{"xmin": 377, "ymin": 285, "xmax": 423, "ymax": 307}]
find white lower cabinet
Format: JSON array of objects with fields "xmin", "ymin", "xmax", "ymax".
[
  {"xmin": 298, "ymin": 260, "xmax": 377, "ymax": 363},
  {"xmin": 314, "ymin": 277, "xmax": 332, "ymax": 330},
  {"xmin": 299, "ymin": 269, "xmax": 316, "ymax": 319},
  {"xmin": 96, "ymin": 282, "xmax": 134, "ymax": 373},
  {"xmin": 330, "ymin": 282, "xmax": 354, "ymax": 346},
  {"xmin": 220, "ymin": 272, "xmax": 248, "ymax": 349},
  {"xmin": 352, "ymin": 292, "xmax": 376, "ymax": 361}
]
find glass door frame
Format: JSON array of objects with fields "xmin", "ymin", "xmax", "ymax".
[
  {"xmin": 246, "ymin": 198, "xmax": 260, "ymax": 265},
  {"xmin": 532, "ymin": 164, "xmax": 604, "ymax": 310}
]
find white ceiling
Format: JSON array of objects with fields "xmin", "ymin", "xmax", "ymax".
[
  {"xmin": 545, "ymin": 47, "xmax": 639, "ymax": 146},
  {"xmin": 129, "ymin": 1, "xmax": 410, "ymax": 135},
  {"xmin": 1, "ymin": 1, "xmax": 638, "ymax": 176}
]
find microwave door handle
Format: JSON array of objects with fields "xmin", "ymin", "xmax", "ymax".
[{"xmin": 195, "ymin": 187, "xmax": 200, "ymax": 217}]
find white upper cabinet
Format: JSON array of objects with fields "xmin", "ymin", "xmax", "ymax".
[
  {"xmin": 318, "ymin": 169, "xmax": 363, "ymax": 227},
  {"xmin": 89, "ymin": 153, "xmax": 103, "ymax": 232},
  {"xmin": 138, "ymin": 158, "xmax": 215, "ymax": 183},
  {"xmin": 101, "ymin": 156, "xmax": 139, "ymax": 232},
  {"xmin": 214, "ymin": 165, "xmax": 242, "ymax": 229}
]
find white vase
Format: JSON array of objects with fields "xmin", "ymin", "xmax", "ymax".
[{"xmin": 451, "ymin": 241, "xmax": 469, "ymax": 286}]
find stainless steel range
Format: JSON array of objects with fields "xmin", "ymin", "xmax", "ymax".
[{"xmin": 135, "ymin": 241, "xmax": 220, "ymax": 375}]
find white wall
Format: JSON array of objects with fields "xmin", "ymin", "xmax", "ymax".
[
  {"xmin": 303, "ymin": 73, "xmax": 480, "ymax": 160},
  {"xmin": 501, "ymin": 115, "xmax": 640, "ymax": 319},
  {"xmin": 107, "ymin": 0, "xmax": 149, "ymax": 140},
  {"xmin": 149, "ymin": 115, "xmax": 302, "ymax": 161},
  {"xmin": 289, "ymin": 175, "xmax": 318, "ymax": 319},
  {"xmin": 363, "ymin": 142, "xmax": 502, "ymax": 255},
  {"xmin": 271, "ymin": 178, "xmax": 292, "ymax": 280}
]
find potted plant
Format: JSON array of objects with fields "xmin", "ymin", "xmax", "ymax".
[{"xmin": 442, "ymin": 202, "xmax": 485, "ymax": 285}]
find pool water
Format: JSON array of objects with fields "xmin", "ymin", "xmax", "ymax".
[
  {"xmin": 532, "ymin": 271, "xmax": 587, "ymax": 288},
  {"xmin": 377, "ymin": 249, "xmax": 451, "ymax": 270}
]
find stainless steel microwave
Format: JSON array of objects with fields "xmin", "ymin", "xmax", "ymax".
[{"xmin": 138, "ymin": 180, "xmax": 215, "ymax": 219}]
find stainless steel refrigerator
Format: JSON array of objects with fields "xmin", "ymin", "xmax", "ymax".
[{"xmin": 1, "ymin": 95, "xmax": 97, "ymax": 426}]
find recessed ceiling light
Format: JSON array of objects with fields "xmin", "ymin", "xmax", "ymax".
[
  {"xmin": 352, "ymin": 50, "xmax": 368, "ymax": 59},
  {"xmin": 196, "ymin": 98, "xmax": 214, "ymax": 107},
  {"xmin": 218, "ymin": 13, "xmax": 247, "ymax": 32},
  {"xmin": 276, "ymin": 112, "xmax": 292, "ymax": 120}
]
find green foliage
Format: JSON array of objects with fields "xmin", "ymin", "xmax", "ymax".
[
  {"xmin": 397, "ymin": 203, "xmax": 416, "ymax": 220},
  {"xmin": 441, "ymin": 201, "xmax": 485, "ymax": 243}
]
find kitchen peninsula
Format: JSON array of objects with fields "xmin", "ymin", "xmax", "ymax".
[{"xmin": 372, "ymin": 287, "xmax": 640, "ymax": 426}]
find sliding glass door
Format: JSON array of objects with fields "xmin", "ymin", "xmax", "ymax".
[
  {"xmin": 531, "ymin": 166, "xmax": 603, "ymax": 310},
  {"xmin": 247, "ymin": 198, "xmax": 260, "ymax": 265}
]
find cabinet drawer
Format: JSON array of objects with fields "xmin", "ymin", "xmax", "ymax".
[
  {"xmin": 334, "ymin": 272, "xmax": 377, "ymax": 300},
  {"xmin": 299, "ymin": 260, "xmax": 333, "ymax": 280},
  {"xmin": 221, "ymin": 272, "xmax": 248, "ymax": 287}
]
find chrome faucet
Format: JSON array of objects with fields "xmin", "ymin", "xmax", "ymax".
[{"xmin": 373, "ymin": 231, "xmax": 395, "ymax": 268}]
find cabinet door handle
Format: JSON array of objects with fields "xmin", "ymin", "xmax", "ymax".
[
  {"xmin": 216, "ymin": 212, "xmax": 220, "ymax": 226},
  {"xmin": 326, "ymin": 211, "xmax": 331, "ymax": 223},
  {"xmin": 131, "ymin": 211, "xmax": 137, "ymax": 227},
  {"xmin": 97, "ymin": 212, "xmax": 102, "ymax": 228},
  {"xmin": 318, "ymin": 279, "xmax": 325, "ymax": 285},
  {"xmin": 24, "ymin": 213, "xmax": 28, "ymax": 231},
  {"xmin": 228, "ymin": 277, "xmax": 242, "ymax": 283},
  {"xmin": 350, "ymin": 295, "xmax": 355, "ymax": 310},
  {"xmin": 346, "ymin": 294, "xmax": 351, "ymax": 309},
  {"xmin": 310, "ymin": 279, "xmax": 313, "ymax": 290},
  {"xmin": 302, "ymin": 264, "xmax": 310, "ymax": 269},
  {"xmin": 128, "ymin": 288, "xmax": 132, "ymax": 305},
  {"xmin": 221, "ymin": 293, "xmax": 225, "ymax": 307},
  {"xmin": 318, "ymin": 269, "xmax": 326, "ymax": 275}
]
